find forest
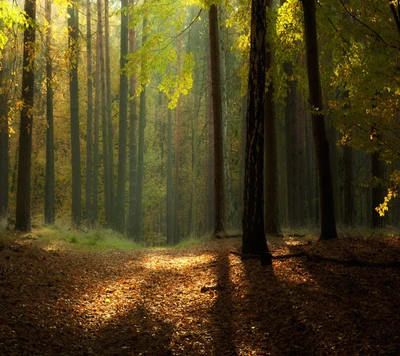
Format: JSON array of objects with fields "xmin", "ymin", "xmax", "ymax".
[{"xmin": 1, "ymin": 0, "xmax": 400, "ymax": 354}]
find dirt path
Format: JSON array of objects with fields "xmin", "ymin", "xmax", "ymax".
[{"xmin": 1, "ymin": 234, "xmax": 399, "ymax": 355}]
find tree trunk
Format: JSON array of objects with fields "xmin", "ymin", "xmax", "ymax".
[
  {"xmin": 44, "ymin": 0, "xmax": 55, "ymax": 224},
  {"xmin": 301, "ymin": 0, "xmax": 337, "ymax": 240},
  {"xmin": 134, "ymin": 17, "xmax": 148, "ymax": 242},
  {"xmin": 371, "ymin": 151, "xmax": 385, "ymax": 228},
  {"xmin": 166, "ymin": 101, "xmax": 174, "ymax": 244},
  {"xmin": 173, "ymin": 34, "xmax": 182, "ymax": 244},
  {"xmin": 242, "ymin": 0, "xmax": 271, "ymax": 264},
  {"xmin": 93, "ymin": 0, "xmax": 104, "ymax": 223},
  {"xmin": 0, "ymin": 53, "xmax": 9, "ymax": 221},
  {"xmin": 104, "ymin": 0, "xmax": 114, "ymax": 224},
  {"xmin": 264, "ymin": 0, "xmax": 281, "ymax": 236},
  {"xmin": 343, "ymin": 145, "xmax": 355, "ymax": 226},
  {"xmin": 128, "ymin": 15, "xmax": 137, "ymax": 238},
  {"xmin": 15, "ymin": 0, "xmax": 36, "ymax": 231},
  {"xmin": 85, "ymin": 0, "xmax": 93, "ymax": 223},
  {"xmin": 68, "ymin": 3, "xmax": 81, "ymax": 226},
  {"xmin": 115, "ymin": 0, "xmax": 129, "ymax": 232},
  {"xmin": 209, "ymin": 4, "xmax": 226, "ymax": 237}
]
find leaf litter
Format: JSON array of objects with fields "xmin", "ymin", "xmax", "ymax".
[{"xmin": 0, "ymin": 233, "xmax": 399, "ymax": 355}]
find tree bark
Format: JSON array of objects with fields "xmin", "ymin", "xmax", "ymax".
[
  {"xmin": 128, "ymin": 13, "xmax": 137, "ymax": 238},
  {"xmin": 104, "ymin": 0, "xmax": 114, "ymax": 224},
  {"xmin": 134, "ymin": 17, "xmax": 148, "ymax": 242},
  {"xmin": 85, "ymin": 0, "xmax": 93, "ymax": 223},
  {"xmin": 209, "ymin": 4, "xmax": 226, "ymax": 237},
  {"xmin": 264, "ymin": 0, "xmax": 281, "ymax": 236},
  {"xmin": 301, "ymin": 0, "xmax": 337, "ymax": 240},
  {"xmin": 0, "ymin": 52, "xmax": 9, "ymax": 221},
  {"xmin": 242, "ymin": 0, "xmax": 271, "ymax": 264},
  {"xmin": 68, "ymin": 3, "xmax": 81, "ymax": 226},
  {"xmin": 115, "ymin": 0, "xmax": 129, "ymax": 232},
  {"xmin": 343, "ymin": 145, "xmax": 356, "ymax": 226},
  {"xmin": 15, "ymin": 0, "xmax": 36, "ymax": 231},
  {"xmin": 45, "ymin": 0, "xmax": 55, "ymax": 224}
]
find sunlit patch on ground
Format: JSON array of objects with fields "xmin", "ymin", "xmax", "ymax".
[{"xmin": 1, "ymin": 234, "xmax": 399, "ymax": 355}]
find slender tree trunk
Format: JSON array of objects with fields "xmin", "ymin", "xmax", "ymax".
[
  {"xmin": 209, "ymin": 5, "xmax": 226, "ymax": 237},
  {"xmin": 105, "ymin": 0, "xmax": 114, "ymax": 224},
  {"xmin": 218, "ymin": 4, "xmax": 233, "ymax": 229},
  {"xmin": 166, "ymin": 102, "xmax": 174, "ymax": 244},
  {"xmin": 284, "ymin": 62, "xmax": 298, "ymax": 228},
  {"xmin": 264, "ymin": 0, "xmax": 281, "ymax": 235},
  {"xmin": 343, "ymin": 145, "xmax": 355, "ymax": 226},
  {"xmin": 301, "ymin": 0, "xmax": 337, "ymax": 240},
  {"xmin": 371, "ymin": 151, "xmax": 385, "ymax": 228},
  {"xmin": 85, "ymin": 0, "xmax": 93, "ymax": 222},
  {"xmin": 68, "ymin": 3, "xmax": 81, "ymax": 226},
  {"xmin": 242, "ymin": 0, "xmax": 271, "ymax": 264},
  {"xmin": 0, "ymin": 53, "xmax": 9, "ymax": 221},
  {"xmin": 173, "ymin": 34, "xmax": 182, "ymax": 243},
  {"xmin": 92, "ymin": 0, "xmax": 103, "ymax": 223},
  {"xmin": 15, "ymin": 0, "xmax": 36, "ymax": 231},
  {"xmin": 115, "ymin": 0, "xmax": 129, "ymax": 232},
  {"xmin": 206, "ymin": 63, "xmax": 215, "ymax": 234},
  {"xmin": 135, "ymin": 18, "xmax": 147, "ymax": 242},
  {"xmin": 45, "ymin": 0, "xmax": 55, "ymax": 224},
  {"xmin": 128, "ymin": 17, "xmax": 137, "ymax": 238}
]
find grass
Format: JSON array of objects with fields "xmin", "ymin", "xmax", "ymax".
[{"xmin": 29, "ymin": 222, "xmax": 140, "ymax": 251}]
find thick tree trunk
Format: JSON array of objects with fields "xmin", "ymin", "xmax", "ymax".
[
  {"xmin": 85, "ymin": 0, "xmax": 93, "ymax": 222},
  {"xmin": 209, "ymin": 5, "xmax": 226, "ymax": 237},
  {"xmin": 15, "ymin": 0, "xmax": 36, "ymax": 231},
  {"xmin": 0, "ymin": 54, "xmax": 9, "ymax": 221},
  {"xmin": 68, "ymin": 3, "xmax": 81, "ymax": 226},
  {"xmin": 301, "ymin": 0, "xmax": 337, "ymax": 240},
  {"xmin": 242, "ymin": 0, "xmax": 271, "ymax": 264},
  {"xmin": 45, "ymin": 0, "xmax": 55, "ymax": 224},
  {"xmin": 115, "ymin": 0, "xmax": 129, "ymax": 232},
  {"xmin": 264, "ymin": 0, "xmax": 281, "ymax": 236}
]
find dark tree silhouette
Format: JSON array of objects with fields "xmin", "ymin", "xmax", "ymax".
[
  {"xmin": 242, "ymin": 0, "xmax": 272, "ymax": 264},
  {"xmin": 301, "ymin": 0, "xmax": 337, "ymax": 240},
  {"xmin": 15, "ymin": 0, "xmax": 36, "ymax": 231}
]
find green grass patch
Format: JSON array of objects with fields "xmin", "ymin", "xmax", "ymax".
[{"xmin": 32, "ymin": 223, "xmax": 139, "ymax": 251}]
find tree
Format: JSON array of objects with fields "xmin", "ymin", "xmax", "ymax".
[
  {"xmin": 242, "ymin": 0, "xmax": 272, "ymax": 264},
  {"xmin": 68, "ymin": 1, "xmax": 81, "ymax": 226},
  {"xmin": 134, "ymin": 17, "xmax": 148, "ymax": 242},
  {"xmin": 85, "ymin": 0, "xmax": 93, "ymax": 222},
  {"xmin": 115, "ymin": 0, "xmax": 129, "ymax": 232},
  {"xmin": 15, "ymin": 0, "xmax": 36, "ymax": 231},
  {"xmin": 264, "ymin": 0, "xmax": 281, "ymax": 236},
  {"xmin": 301, "ymin": 0, "xmax": 337, "ymax": 240},
  {"xmin": 209, "ymin": 4, "xmax": 226, "ymax": 237},
  {"xmin": 0, "ymin": 54, "xmax": 8, "ymax": 222},
  {"xmin": 128, "ymin": 6, "xmax": 138, "ymax": 238},
  {"xmin": 44, "ymin": 0, "xmax": 55, "ymax": 225}
]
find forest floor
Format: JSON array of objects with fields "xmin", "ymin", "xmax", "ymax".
[{"xmin": 0, "ymin": 229, "xmax": 400, "ymax": 355}]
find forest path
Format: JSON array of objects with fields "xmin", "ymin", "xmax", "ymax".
[{"xmin": 0, "ymin": 233, "xmax": 400, "ymax": 355}]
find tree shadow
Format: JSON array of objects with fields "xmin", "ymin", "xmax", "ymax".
[
  {"xmin": 208, "ymin": 250, "xmax": 237, "ymax": 355},
  {"xmin": 280, "ymin": 236, "xmax": 400, "ymax": 354},
  {"xmin": 241, "ymin": 257, "xmax": 320, "ymax": 355}
]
